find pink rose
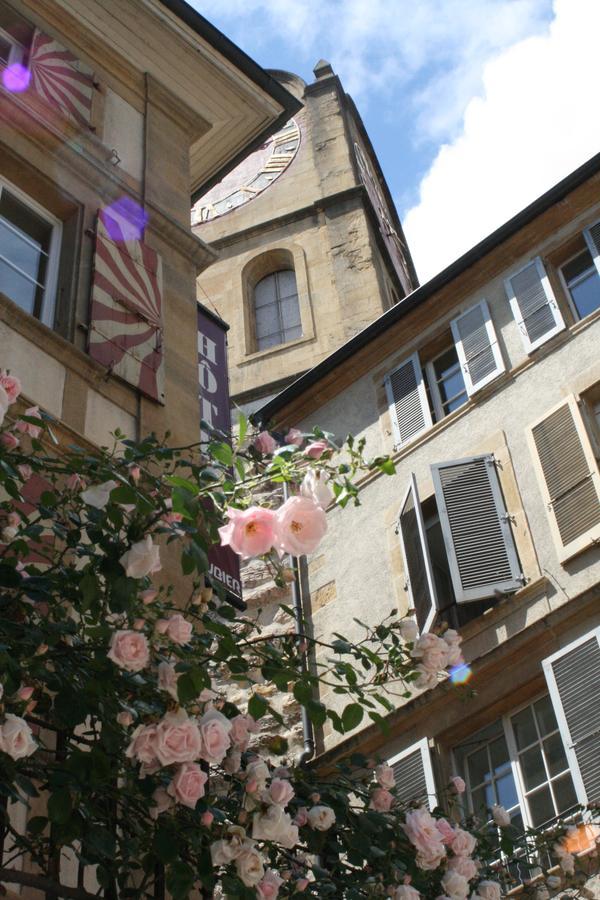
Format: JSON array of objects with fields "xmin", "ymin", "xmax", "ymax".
[
  {"xmin": 15, "ymin": 405, "xmax": 42, "ymax": 438},
  {"xmin": 157, "ymin": 661, "xmax": 180, "ymax": 699},
  {"xmin": 436, "ymin": 818, "xmax": 455, "ymax": 845},
  {"xmin": 0, "ymin": 432, "xmax": 19, "ymax": 450},
  {"xmin": 294, "ymin": 807, "xmax": 309, "ymax": 827},
  {"xmin": 392, "ymin": 887, "xmax": 421, "ymax": 900},
  {"xmin": 80, "ymin": 480, "xmax": 118, "ymax": 509},
  {"xmin": 450, "ymin": 827, "xmax": 477, "ymax": 857},
  {"xmin": 477, "ymin": 882, "xmax": 502, "ymax": 900},
  {"xmin": 443, "ymin": 629, "xmax": 464, "ymax": 667},
  {"xmin": 257, "ymin": 869, "xmax": 284, "ymax": 899},
  {"xmin": 411, "ymin": 633, "xmax": 450, "ymax": 673},
  {"xmin": 449, "ymin": 775, "xmax": 466, "ymax": 794},
  {"xmin": 117, "ymin": 710, "xmax": 134, "ymax": 727},
  {"xmin": 17, "ymin": 464, "xmax": 32, "ymax": 482},
  {"xmin": 370, "ymin": 787, "xmax": 394, "ymax": 812},
  {"xmin": 304, "ymin": 439, "xmax": 329, "ymax": 459},
  {"xmin": 276, "ymin": 496, "xmax": 327, "ymax": 556},
  {"xmin": 66, "ymin": 473, "xmax": 85, "ymax": 491},
  {"xmin": 415, "ymin": 845, "xmax": 445, "ymax": 870},
  {"xmin": 403, "ymin": 807, "xmax": 446, "ymax": 861},
  {"xmin": 441, "ymin": 870, "xmax": 469, "ymax": 899},
  {"xmin": 129, "ymin": 464, "xmax": 141, "ymax": 482},
  {"xmin": 269, "ymin": 778, "xmax": 295, "ymax": 806},
  {"xmin": 447, "ymin": 856, "xmax": 478, "ymax": 881},
  {"xmin": 155, "ymin": 619, "xmax": 169, "ymax": 635},
  {"xmin": 224, "ymin": 749, "xmax": 242, "ymax": 774},
  {"xmin": 119, "ymin": 535, "xmax": 161, "ymax": 579},
  {"xmin": 154, "ymin": 710, "xmax": 203, "ymax": 766},
  {"xmin": 0, "ymin": 372, "xmax": 21, "ymax": 403},
  {"xmin": 164, "ymin": 614, "xmax": 193, "ymax": 645},
  {"xmin": 307, "ymin": 805, "xmax": 335, "ymax": 831},
  {"xmin": 219, "ymin": 506, "xmax": 279, "ymax": 559},
  {"xmin": 16, "ymin": 685, "xmax": 34, "ymax": 701},
  {"xmin": 300, "ymin": 469, "xmax": 332, "ymax": 509},
  {"xmin": 230, "ymin": 714, "xmax": 259, "ymax": 750},
  {"xmin": 126, "ymin": 723, "xmax": 159, "ymax": 766},
  {"xmin": 0, "ymin": 714, "xmax": 36, "ymax": 759},
  {"xmin": 199, "ymin": 708, "xmax": 232, "ymax": 764},
  {"xmin": 168, "ymin": 762, "xmax": 208, "ymax": 808},
  {"xmin": 107, "ymin": 630, "xmax": 150, "ymax": 672},
  {"xmin": 150, "ymin": 786, "xmax": 173, "ymax": 819},
  {"xmin": 236, "ymin": 844, "xmax": 265, "ymax": 887},
  {"xmin": 142, "ymin": 589, "xmax": 158, "ymax": 605},
  {"xmin": 376, "ymin": 763, "xmax": 396, "ymax": 791},
  {"xmin": 285, "ymin": 428, "xmax": 304, "ymax": 447},
  {"xmin": 252, "ymin": 804, "xmax": 296, "ymax": 844},
  {"xmin": 254, "ymin": 431, "xmax": 278, "ymax": 455},
  {"xmin": 0, "ymin": 386, "xmax": 8, "ymax": 426},
  {"xmin": 201, "ymin": 810, "xmax": 214, "ymax": 827},
  {"xmin": 295, "ymin": 879, "xmax": 309, "ymax": 892}
]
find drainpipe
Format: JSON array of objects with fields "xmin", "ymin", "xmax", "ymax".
[{"xmin": 283, "ymin": 483, "xmax": 315, "ymax": 766}]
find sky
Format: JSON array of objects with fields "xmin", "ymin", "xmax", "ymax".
[{"xmin": 190, "ymin": 0, "xmax": 600, "ymax": 283}]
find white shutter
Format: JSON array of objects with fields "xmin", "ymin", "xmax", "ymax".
[
  {"xmin": 528, "ymin": 396, "xmax": 600, "ymax": 560},
  {"xmin": 387, "ymin": 738, "xmax": 437, "ymax": 810},
  {"xmin": 505, "ymin": 257, "xmax": 565, "ymax": 353},
  {"xmin": 431, "ymin": 455, "xmax": 523, "ymax": 603},
  {"xmin": 543, "ymin": 628, "xmax": 600, "ymax": 805},
  {"xmin": 397, "ymin": 475, "xmax": 438, "ymax": 634},
  {"xmin": 451, "ymin": 299, "xmax": 505, "ymax": 395},
  {"xmin": 583, "ymin": 219, "xmax": 600, "ymax": 278},
  {"xmin": 384, "ymin": 352, "xmax": 432, "ymax": 449}
]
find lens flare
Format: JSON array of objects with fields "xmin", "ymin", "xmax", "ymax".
[
  {"xmin": 450, "ymin": 663, "xmax": 472, "ymax": 685},
  {"xmin": 102, "ymin": 196, "xmax": 148, "ymax": 242},
  {"xmin": 563, "ymin": 823, "xmax": 600, "ymax": 854},
  {"xmin": 2, "ymin": 63, "xmax": 31, "ymax": 93}
]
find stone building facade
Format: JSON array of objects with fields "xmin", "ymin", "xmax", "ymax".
[
  {"xmin": 194, "ymin": 61, "xmax": 418, "ymax": 416},
  {"xmin": 256, "ymin": 153, "xmax": 600, "ymax": 886}
]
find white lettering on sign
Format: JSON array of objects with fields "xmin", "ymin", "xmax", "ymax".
[
  {"xmin": 198, "ymin": 327, "xmax": 221, "ymax": 436},
  {"xmin": 209, "ymin": 563, "xmax": 241, "ymax": 596}
]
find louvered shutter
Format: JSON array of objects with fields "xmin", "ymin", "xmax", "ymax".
[
  {"xmin": 431, "ymin": 455, "xmax": 522, "ymax": 603},
  {"xmin": 528, "ymin": 397, "xmax": 600, "ymax": 560},
  {"xmin": 397, "ymin": 474, "xmax": 438, "ymax": 633},
  {"xmin": 28, "ymin": 29, "xmax": 94, "ymax": 128},
  {"xmin": 451, "ymin": 300, "xmax": 505, "ymax": 394},
  {"xmin": 89, "ymin": 208, "xmax": 165, "ymax": 403},
  {"xmin": 583, "ymin": 219, "xmax": 600, "ymax": 278},
  {"xmin": 384, "ymin": 353, "xmax": 432, "ymax": 448},
  {"xmin": 505, "ymin": 257, "xmax": 565, "ymax": 352},
  {"xmin": 388, "ymin": 738, "xmax": 437, "ymax": 810},
  {"xmin": 543, "ymin": 628, "xmax": 600, "ymax": 805}
]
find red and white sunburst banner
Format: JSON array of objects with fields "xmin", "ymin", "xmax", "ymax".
[
  {"xmin": 88, "ymin": 208, "xmax": 165, "ymax": 403},
  {"xmin": 28, "ymin": 29, "xmax": 94, "ymax": 128}
]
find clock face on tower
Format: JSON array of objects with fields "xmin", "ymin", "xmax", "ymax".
[{"xmin": 192, "ymin": 119, "xmax": 301, "ymax": 225}]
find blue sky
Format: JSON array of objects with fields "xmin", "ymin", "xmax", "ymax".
[{"xmin": 190, "ymin": 0, "xmax": 599, "ymax": 280}]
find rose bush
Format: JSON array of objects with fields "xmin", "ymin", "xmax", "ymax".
[{"xmin": 0, "ymin": 370, "xmax": 596, "ymax": 899}]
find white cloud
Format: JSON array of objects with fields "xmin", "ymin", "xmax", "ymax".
[{"xmin": 403, "ymin": 0, "xmax": 600, "ymax": 282}]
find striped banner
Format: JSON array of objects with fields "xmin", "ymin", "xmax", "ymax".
[
  {"xmin": 29, "ymin": 29, "xmax": 94, "ymax": 128},
  {"xmin": 88, "ymin": 208, "xmax": 165, "ymax": 403}
]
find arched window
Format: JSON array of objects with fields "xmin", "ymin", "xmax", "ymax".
[{"xmin": 254, "ymin": 269, "xmax": 302, "ymax": 350}]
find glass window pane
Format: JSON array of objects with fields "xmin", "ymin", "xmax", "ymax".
[
  {"xmin": 496, "ymin": 771, "xmax": 519, "ymax": 811},
  {"xmin": 471, "ymin": 785, "xmax": 490, "ymax": 818},
  {"xmin": 254, "ymin": 275, "xmax": 277, "ymax": 309},
  {"xmin": 569, "ymin": 272, "xmax": 600, "ymax": 320},
  {"xmin": 0, "ymin": 191, "xmax": 51, "ymax": 273},
  {"xmin": 280, "ymin": 295, "xmax": 301, "ymax": 329},
  {"xmin": 467, "ymin": 747, "xmax": 490, "ymax": 786},
  {"xmin": 276, "ymin": 269, "xmax": 297, "ymax": 300},
  {"xmin": 0, "ymin": 258, "xmax": 38, "ymax": 315},
  {"xmin": 0, "ymin": 34, "xmax": 12, "ymax": 65},
  {"xmin": 282, "ymin": 324, "xmax": 302, "ymax": 343},
  {"xmin": 255, "ymin": 303, "xmax": 280, "ymax": 340},
  {"xmin": 562, "ymin": 249, "xmax": 594, "ymax": 283},
  {"xmin": 520, "ymin": 745, "xmax": 546, "ymax": 791},
  {"xmin": 433, "ymin": 346, "xmax": 460, "ymax": 381},
  {"xmin": 533, "ymin": 695, "xmax": 558, "ymax": 737},
  {"xmin": 543, "ymin": 732, "xmax": 569, "ymax": 778},
  {"xmin": 257, "ymin": 331, "xmax": 281, "ymax": 351},
  {"xmin": 490, "ymin": 736, "xmax": 511, "ymax": 775},
  {"xmin": 527, "ymin": 785, "xmax": 555, "ymax": 827},
  {"xmin": 512, "ymin": 706, "xmax": 537, "ymax": 750},
  {"xmin": 552, "ymin": 773, "xmax": 578, "ymax": 815}
]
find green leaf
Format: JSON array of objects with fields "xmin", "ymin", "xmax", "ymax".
[
  {"xmin": 153, "ymin": 827, "xmax": 179, "ymax": 864},
  {"xmin": 342, "ymin": 703, "xmax": 364, "ymax": 732},
  {"xmin": 248, "ymin": 693, "xmax": 268, "ymax": 720},
  {"xmin": 307, "ymin": 699, "xmax": 327, "ymax": 727},
  {"xmin": 293, "ymin": 680, "xmax": 313, "ymax": 704},
  {"xmin": 379, "ymin": 458, "xmax": 396, "ymax": 476},
  {"xmin": 208, "ymin": 441, "xmax": 233, "ymax": 467},
  {"xmin": 166, "ymin": 861, "xmax": 195, "ymax": 900},
  {"xmin": 237, "ymin": 411, "xmax": 248, "ymax": 443},
  {"xmin": 110, "ymin": 485, "xmax": 138, "ymax": 505},
  {"xmin": 47, "ymin": 788, "xmax": 72, "ymax": 824}
]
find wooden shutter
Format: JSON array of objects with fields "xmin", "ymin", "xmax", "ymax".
[
  {"xmin": 397, "ymin": 475, "xmax": 438, "ymax": 633},
  {"xmin": 543, "ymin": 628, "xmax": 600, "ymax": 805},
  {"xmin": 28, "ymin": 29, "xmax": 94, "ymax": 128},
  {"xmin": 505, "ymin": 257, "xmax": 565, "ymax": 352},
  {"xmin": 528, "ymin": 396, "xmax": 600, "ymax": 560},
  {"xmin": 583, "ymin": 219, "xmax": 600, "ymax": 278},
  {"xmin": 431, "ymin": 455, "xmax": 522, "ymax": 603},
  {"xmin": 88, "ymin": 208, "xmax": 165, "ymax": 403},
  {"xmin": 388, "ymin": 738, "xmax": 437, "ymax": 810},
  {"xmin": 451, "ymin": 299, "xmax": 504, "ymax": 395},
  {"xmin": 384, "ymin": 353, "xmax": 432, "ymax": 448}
]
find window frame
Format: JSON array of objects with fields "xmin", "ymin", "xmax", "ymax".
[
  {"xmin": 558, "ymin": 247, "xmax": 600, "ymax": 323},
  {"xmin": 253, "ymin": 267, "xmax": 302, "ymax": 352},
  {"xmin": 397, "ymin": 473, "xmax": 439, "ymax": 634},
  {"xmin": 424, "ymin": 344, "xmax": 468, "ymax": 423},
  {"xmin": 0, "ymin": 176, "xmax": 62, "ymax": 328},
  {"xmin": 0, "ymin": 24, "xmax": 25, "ymax": 67}
]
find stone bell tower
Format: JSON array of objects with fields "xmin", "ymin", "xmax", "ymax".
[{"xmin": 194, "ymin": 61, "xmax": 418, "ymax": 417}]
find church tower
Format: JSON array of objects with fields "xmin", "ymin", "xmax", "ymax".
[{"xmin": 193, "ymin": 61, "xmax": 419, "ymax": 416}]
